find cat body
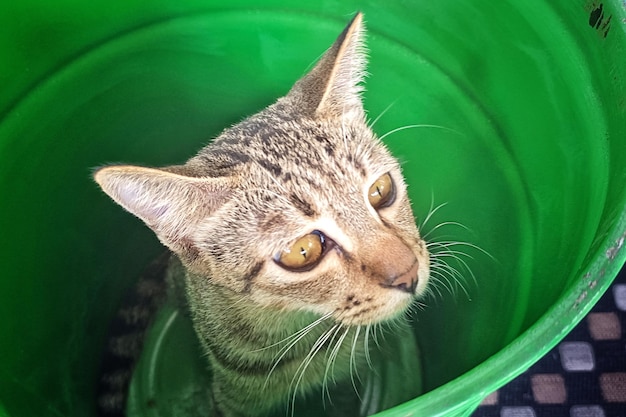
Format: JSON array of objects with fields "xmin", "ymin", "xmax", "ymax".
[{"xmin": 95, "ymin": 13, "xmax": 430, "ymax": 417}]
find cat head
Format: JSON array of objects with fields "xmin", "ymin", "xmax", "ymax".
[{"xmin": 94, "ymin": 13, "xmax": 429, "ymax": 326}]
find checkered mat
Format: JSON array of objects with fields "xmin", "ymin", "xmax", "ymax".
[{"xmin": 473, "ymin": 266, "xmax": 626, "ymax": 417}]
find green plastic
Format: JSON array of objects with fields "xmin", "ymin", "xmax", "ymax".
[{"xmin": 1, "ymin": 1, "xmax": 625, "ymax": 416}]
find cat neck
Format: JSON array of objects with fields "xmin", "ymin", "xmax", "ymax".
[{"xmin": 183, "ymin": 269, "xmax": 367, "ymax": 417}]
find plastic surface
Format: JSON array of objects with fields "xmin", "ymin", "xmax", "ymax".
[{"xmin": 0, "ymin": 1, "xmax": 625, "ymax": 416}]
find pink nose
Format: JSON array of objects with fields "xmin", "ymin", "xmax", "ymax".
[
  {"xmin": 380, "ymin": 261, "xmax": 419, "ymax": 294},
  {"xmin": 363, "ymin": 232, "xmax": 420, "ymax": 294}
]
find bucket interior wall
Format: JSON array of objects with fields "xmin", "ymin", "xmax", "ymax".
[{"xmin": 1, "ymin": 1, "xmax": 625, "ymax": 416}]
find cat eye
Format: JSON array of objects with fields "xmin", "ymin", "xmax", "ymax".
[
  {"xmin": 274, "ymin": 230, "xmax": 326, "ymax": 271},
  {"xmin": 368, "ymin": 173, "xmax": 395, "ymax": 209}
]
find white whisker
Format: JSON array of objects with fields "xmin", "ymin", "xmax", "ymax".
[
  {"xmin": 328, "ymin": 326, "xmax": 351, "ymax": 384},
  {"xmin": 253, "ymin": 312, "xmax": 332, "ymax": 353},
  {"xmin": 349, "ymin": 326, "xmax": 363, "ymax": 400},
  {"xmin": 420, "ymin": 201, "xmax": 448, "ymax": 231},
  {"xmin": 430, "ymin": 263, "xmax": 469, "ymax": 298},
  {"xmin": 369, "ymin": 101, "xmax": 396, "ymax": 128},
  {"xmin": 429, "ymin": 240, "xmax": 494, "ymax": 260},
  {"xmin": 378, "ymin": 124, "xmax": 463, "ymax": 142},
  {"xmin": 321, "ymin": 325, "xmax": 351, "ymax": 408},
  {"xmin": 422, "ymin": 221, "xmax": 469, "ymax": 239},
  {"xmin": 427, "ymin": 269, "xmax": 454, "ymax": 297},
  {"xmin": 263, "ymin": 313, "xmax": 332, "ymax": 389},
  {"xmin": 289, "ymin": 323, "xmax": 338, "ymax": 417},
  {"xmin": 363, "ymin": 324, "xmax": 373, "ymax": 370},
  {"xmin": 321, "ymin": 324, "xmax": 345, "ymax": 407}
]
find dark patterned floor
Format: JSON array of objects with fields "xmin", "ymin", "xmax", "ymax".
[{"xmin": 472, "ymin": 266, "xmax": 626, "ymax": 417}]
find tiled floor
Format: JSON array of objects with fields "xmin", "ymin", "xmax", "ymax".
[{"xmin": 473, "ymin": 267, "xmax": 626, "ymax": 417}]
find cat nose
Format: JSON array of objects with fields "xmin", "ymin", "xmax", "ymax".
[
  {"xmin": 365, "ymin": 233, "xmax": 421, "ymax": 294},
  {"xmin": 388, "ymin": 261, "xmax": 419, "ymax": 294}
]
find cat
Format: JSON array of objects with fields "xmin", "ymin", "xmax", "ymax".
[{"xmin": 94, "ymin": 12, "xmax": 430, "ymax": 417}]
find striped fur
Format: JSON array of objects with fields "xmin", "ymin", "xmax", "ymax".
[
  {"xmin": 94, "ymin": 13, "xmax": 430, "ymax": 417},
  {"xmin": 97, "ymin": 252, "xmax": 170, "ymax": 416}
]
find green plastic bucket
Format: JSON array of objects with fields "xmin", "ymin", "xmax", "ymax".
[{"xmin": 1, "ymin": 1, "xmax": 625, "ymax": 416}]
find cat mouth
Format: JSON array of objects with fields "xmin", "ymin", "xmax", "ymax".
[
  {"xmin": 332, "ymin": 256, "xmax": 427, "ymax": 326},
  {"xmin": 334, "ymin": 291, "xmax": 414, "ymax": 327}
]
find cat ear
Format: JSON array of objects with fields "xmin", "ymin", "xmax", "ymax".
[
  {"xmin": 94, "ymin": 165, "xmax": 234, "ymax": 253},
  {"xmin": 288, "ymin": 12, "xmax": 367, "ymax": 120}
]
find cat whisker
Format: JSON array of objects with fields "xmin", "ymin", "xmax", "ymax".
[
  {"xmin": 428, "ymin": 239, "xmax": 494, "ymax": 260},
  {"xmin": 428, "ymin": 238, "xmax": 487, "ymax": 299},
  {"xmin": 252, "ymin": 312, "xmax": 333, "ymax": 353},
  {"xmin": 430, "ymin": 262, "xmax": 469, "ymax": 299},
  {"xmin": 432, "ymin": 251, "xmax": 480, "ymax": 290},
  {"xmin": 263, "ymin": 313, "xmax": 333, "ymax": 389},
  {"xmin": 398, "ymin": 317, "xmax": 413, "ymax": 334},
  {"xmin": 324, "ymin": 326, "xmax": 351, "ymax": 395},
  {"xmin": 378, "ymin": 124, "xmax": 463, "ymax": 142},
  {"xmin": 444, "ymin": 257, "xmax": 477, "ymax": 294},
  {"xmin": 376, "ymin": 321, "xmax": 391, "ymax": 346},
  {"xmin": 388, "ymin": 316, "xmax": 407, "ymax": 335},
  {"xmin": 289, "ymin": 323, "xmax": 339, "ymax": 417},
  {"xmin": 407, "ymin": 299, "xmax": 427, "ymax": 318},
  {"xmin": 276, "ymin": 314, "xmax": 332, "ymax": 353},
  {"xmin": 370, "ymin": 322, "xmax": 382, "ymax": 348},
  {"xmin": 423, "ymin": 218, "xmax": 495, "ymax": 300},
  {"xmin": 420, "ymin": 201, "xmax": 449, "ymax": 231},
  {"xmin": 349, "ymin": 326, "xmax": 363, "ymax": 401},
  {"xmin": 363, "ymin": 324, "xmax": 373, "ymax": 370},
  {"xmin": 321, "ymin": 324, "xmax": 345, "ymax": 407},
  {"xmin": 422, "ymin": 221, "xmax": 469, "ymax": 240},
  {"xmin": 423, "ymin": 270, "xmax": 447, "ymax": 299},
  {"xmin": 429, "ymin": 262, "xmax": 450, "ymax": 275},
  {"xmin": 431, "ymin": 247, "xmax": 476, "ymax": 264},
  {"xmin": 369, "ymin": 100, "xmax": 397, "ymax": 128}
]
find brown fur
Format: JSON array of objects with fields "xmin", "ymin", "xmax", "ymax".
[{"xmin": 94, "ymin": 13, "xmax": 429, "ymax": 417}]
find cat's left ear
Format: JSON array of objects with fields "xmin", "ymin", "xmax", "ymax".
[
  {"xmin": 93, "ymin": 165, "xmax": 235, "ymax": 255},
  {"xmin": 287, "ymin": 12, "xmax": 367, "ymax": 120}
]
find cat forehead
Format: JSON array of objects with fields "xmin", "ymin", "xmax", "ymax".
[
  {"xmin": 212, "ymin": 108, "xmax": 397, "ymax": 182},
  {"xmin": 189, "ymin": 104, "xmax": 401, "ymax": 226},
  {"xmin": 257, "ymin": 137, "xmax": 396, "ymax": 221}
]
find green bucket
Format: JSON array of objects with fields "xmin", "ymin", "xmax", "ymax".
[{"xmin": 1, "ymin": 1, "xmax": 625, "ymax": 416}]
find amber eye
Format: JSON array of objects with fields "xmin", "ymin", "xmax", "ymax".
[
  {"xmin": 368, "ymin": 173, "xmax": 395, "ymax": 209},
  {"xmin": 274, "ymin": 231, "xmax": 326, "ymax": 271}
]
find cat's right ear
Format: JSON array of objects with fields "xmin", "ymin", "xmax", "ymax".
[
  {"xmin": 287, "ymin": 12, "xmax": 367, "ymax": 121},
  {"xmin": 93, "ymin": 165, "xmax": 234, "ymax": 253}
]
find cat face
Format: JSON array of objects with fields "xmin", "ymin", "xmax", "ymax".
[{"xmin": 94, "ymin": 13, "xmax": 429, "ymax": 327}]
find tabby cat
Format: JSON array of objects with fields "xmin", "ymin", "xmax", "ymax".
[{"xmin": 94, "ymin": 12, "xmax": 430, "ymax": 417}]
